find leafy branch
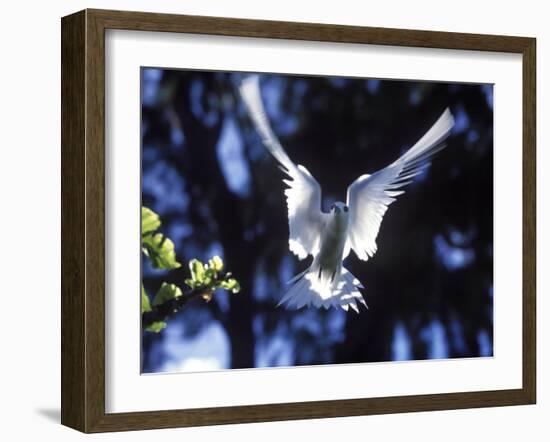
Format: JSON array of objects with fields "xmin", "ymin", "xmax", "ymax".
[
  {"xmin": 141, "ymin": 207, "xmax": 240, "ymax": 333},
  {"xmin": 141, "ymin": 207, "xmax": 181, "ymax": 270}
]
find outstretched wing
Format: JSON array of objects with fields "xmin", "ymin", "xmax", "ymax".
[
  {"xmin": 240, "ymin": 76, "xmax": 327, "ymax": 260},
  {"xmin": 346, "ymin": 108, "xmax": 455, "ymax": 261}
]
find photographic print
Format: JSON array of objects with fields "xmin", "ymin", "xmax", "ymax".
[
  {"xmin": 140, "ymin": 69, "xmax": 493, "ymax": 374},
  {"xmin": 61, "ymin": 10, "xmax": 535, "ymax": 431}
]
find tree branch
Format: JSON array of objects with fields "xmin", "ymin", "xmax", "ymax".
[{"xmin": 142, "ymin": 285, "xmax": 211, "ymax": 329}]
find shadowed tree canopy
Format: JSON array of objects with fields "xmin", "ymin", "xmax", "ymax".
[{"xmin": 140, "ymin": 69, "xmax": 493, "ymax": 373}]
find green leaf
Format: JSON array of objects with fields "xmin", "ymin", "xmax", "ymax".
[
  {"xmin": 219, "ymin": 278, "xmax": 241, "ymax": 294},
  {"xmin": 208, "ymin": 256, "xmax": 224, "ymax": 273},
  {"xmin": 142, "ymin": 233, "xmax": 181, "ymax": 269},
  {"xmin": 203, "ymin": 267, "xmax": 215, "ymax": 287},
  {"xmin": 189, "ymin": 259, "xmax": 205, "ymax": 283},
  {"xmin": 142, "ymin": 207, "xmax": 161, "ymax": 236},
  {"xmin": 184, "ymin": 278, "xmax": 196, "ymax": 289},
  {"xmin": 229, "ymin": 279, "xmax": 241, "ymax": 293},
  {"xmin": 145, "ymin": 321, "xmax": 167, "ymax": 333},
  {"xmin": 141, "ymin": 285, "xmax": 152, "ymax": 314},
  {"xmin": 153, "ymin": 282, "xmax": 182, "ymax": 306}
]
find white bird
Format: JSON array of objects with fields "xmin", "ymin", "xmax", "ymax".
[{"xmin": 239, "ymin": 76, "xmax": 454, "ymax": 312}]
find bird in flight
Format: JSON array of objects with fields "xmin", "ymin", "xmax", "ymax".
[{"xmin": 239, "ymin": 76, "xmax": 454, "ymax": 312}]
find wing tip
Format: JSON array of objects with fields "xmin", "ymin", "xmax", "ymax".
[
  {"xmin": 440, "ymin": 107, "xmax": 455, "ymax": 132},
  {"xmin": 239, "ymin": 74, "xmax": 261, "ymax": 93}
]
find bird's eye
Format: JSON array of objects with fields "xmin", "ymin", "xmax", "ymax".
[{"xmin": 343, "ymin": 206, "xmax": 349, "ymax": 212}]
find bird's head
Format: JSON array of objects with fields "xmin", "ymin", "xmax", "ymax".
[{"xmin": 330, "ymin": 201, "xmax": 349, "ymax": 217}]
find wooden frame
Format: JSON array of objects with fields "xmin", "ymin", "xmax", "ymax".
[{"xmin": 61, "ymin": 8, "xmax": 536, "ymax": 433}]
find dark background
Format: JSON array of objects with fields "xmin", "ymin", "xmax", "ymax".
[{"xmin": 141, "ymin": 69, "xmax": 493, "ymax": 373}]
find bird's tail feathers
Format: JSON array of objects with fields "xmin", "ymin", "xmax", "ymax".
[{"xmin": 278, "ymin": 265, "xmax": 366, "ymax": 312}]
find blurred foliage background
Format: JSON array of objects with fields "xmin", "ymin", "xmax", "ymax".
[{"xmin": 141, "ymin": 69, "xmax": 493, "ymax": 373}]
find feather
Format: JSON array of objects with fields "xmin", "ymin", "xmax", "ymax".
[
  {"xmin": 240, "ymin": 76, "xmax": 328, "ymax": 260},
  {"xmin": 346, "ymin": 108, "xmax": 454, "ymax": 261},
  {"xmin": 279, "ymin": 265, "xmax": 366, "ymax": 311}
]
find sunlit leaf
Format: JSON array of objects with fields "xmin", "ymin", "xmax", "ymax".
[
  {"xmin": 153, "ymin": 282, "xmax": 183, "ymax": 306},
  {"xmin": 189, "ymin": 259, "xmax": 205, "ymax": 282},
  {"xmin": 203, "ymin": 267, "xmax": 214, "ymax": 286},
  {"xmin": 233, "ymin": 281, "xmax": 241, "ymax": 293},
  {"xmin": 208, "ymin": 256, "xmax": 224, "ymax": 273},
  {"xmin": 145, "ymin": 321, "xmax": 167, "ymax": 333},
  {"xmin": 141, "ymin": 285, "xmax": 152, "ymax": 314},
  {"xmin": 141, "ymin": 207, "xmax": 161, "ymax": 235},
  {"xmin": 184, "ymin": 278, "xmax": 196, "ymax": 289},
  {"xmin": 219, "ymin": 278, "xmax": 241, "ymax": 293},
  {"xmin": 142, "ymin": 233, "xmax": 181, "ymax": 269}
]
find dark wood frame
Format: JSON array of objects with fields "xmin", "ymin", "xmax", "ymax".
[{"xmin": 61, "ymin": 8, "xmax": 536, "ymax": 433}]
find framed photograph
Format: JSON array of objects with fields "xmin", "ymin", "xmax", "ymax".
[{"xmin": 61, "ymin": 9, "xmax": 536, "ymax": 433}]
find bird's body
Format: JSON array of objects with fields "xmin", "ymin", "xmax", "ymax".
[
  {"xmin": 316, "ymin": 203, "xmax": 349, "ymax": 284},
  {"xmin": 239, "ymin": 76, "xmax": 455, "ymax": 312}
]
